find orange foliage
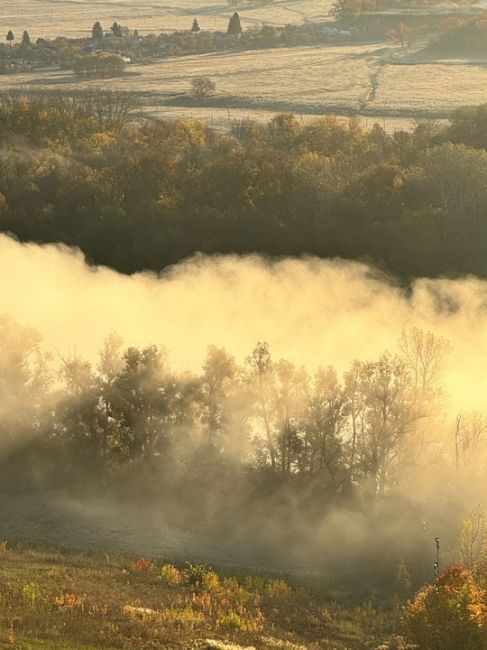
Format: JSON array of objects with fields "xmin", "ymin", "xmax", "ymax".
[{"xmin": 405, "ymin": 565, "xmax": 487, "ymax": 650}]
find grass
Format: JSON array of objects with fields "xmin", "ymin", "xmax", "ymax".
[
  {"xmin": 0, "ymin": 542, "xmax": 400, "ymax": 649},
  {"xmin": 4, "ymin": 44, "xmax": 382, "ymax": 109},
  {"xmin": 5, "ymin": 38, "xmax": 484, "ymax": 121},
  {"xmin": 0, "ymin": 639, "xmax": 101, "ymax": 649}
]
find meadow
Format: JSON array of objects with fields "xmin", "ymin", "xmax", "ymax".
[
  {"xmin": 0, "ymin": 543, "xmax": 398, "ymax": 649},
  {"xmin": 4, "ymin": 39, "xmax": 487, "ymax": 121},
  {"xmin": 3, "ymin": 0, "xmax": 330, "ymax": 39}
]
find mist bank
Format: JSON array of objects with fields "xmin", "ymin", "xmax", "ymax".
[
  {"xmin": 0, "ymin": 233, "xmax": 486, "ymax": 411},
  {"xmin": 0, "ymin": 234, "xmax": 486, "ymax": 588}
]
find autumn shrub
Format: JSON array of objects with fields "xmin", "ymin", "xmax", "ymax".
[
  {"xmin": 405, "ymin": 564, "xmax": 487, "ymax": 650},
  {"xmin": 160, "ymin": 563, "xmax": 182, "ymax": 586},
  {"xmin": 183, "ymin": 563, "xmax": 219, "ymax": 589},
  {"xmin": 265, "ymin": 578, "xmax": 292, "ymax": 599},
  {"xmin": 134, "ymin": 557, "xmax": 151, "ymax": 572}
]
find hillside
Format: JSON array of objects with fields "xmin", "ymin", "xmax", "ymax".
[{"xmin": 0, "ymin": 544, "xmax": 397, "ymax": 649}]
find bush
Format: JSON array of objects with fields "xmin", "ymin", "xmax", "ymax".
[
  {"xmin": 183, "ymin": 563, "xmax": 219, "ymax": 589},
  {"xmin": 405, "ymin": 564, "xmax": 487, "ymax": 650},
  {"xmin": 160, "ymin": 563, "xmax": 182, "ymax": 585}
]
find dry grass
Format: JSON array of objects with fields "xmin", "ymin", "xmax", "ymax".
[
  {"xmin": 3, "ymin": 0, "xmax": 329, "ymax": 40},
  {"xmin": 3, "ymin": 44, "xmax": 386, "ymax": 110},
  {"xmin": 141, "ymin": 104, "xmax": 416, "ymax": 132},
  {"xmin": 370, "ymin": 61, "xmax": 487, "ymax": 115},
  {"xmin": 3, "ymin": 40, "xmax": 480, "ymax": 120}
]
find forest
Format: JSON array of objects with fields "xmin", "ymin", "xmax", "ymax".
[{"xmin": 1, "ymin": 91, "xmax": 487, "ymax": 279}]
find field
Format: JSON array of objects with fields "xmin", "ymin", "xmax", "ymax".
[
  {"xmin": 3, "ymin": 0, "xmax": 329, "ymax": 39},
  {"xmin": 372, "ymin": 60, "xmax": 487, "ymax": 114},
  {"xmin": 5, "ymin": 40, "xmax": 487, "ymax": 122},
  {"xmin": 0, "ymin": 543, "xmax": 398, "ymax": 649}
]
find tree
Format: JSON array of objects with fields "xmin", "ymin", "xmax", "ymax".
[
  {"xmin": 6, "ymin": 31, "xmax": 14, "ymax": 47},
  {"xmin": 21, "ymin": 31, "xmax": 31, "ymax": 47},
  {"xmin": 246, "ymin": 342, "xmax": 276, "ymax": 470},
  {"xmin": 389, "ymin": 23, "xmax": 412, "ymax": 48},
  {"xmin": 271, "ymin": 359, "xmax": 308, "ymax": 474},
  {"xmin": 200, "ymin": 346, "xmax": 239, "ymax": 448},
  {"xmin": 227, "ymin": 12, "xmax": 242, "ymax": 36},
  {"xmin": 459, "ymin": 506, "xmax": 487, "ymax": 571},
  {"xmin": 405, "ymin": 565, "xmax": 487, "ymax": 650},
  {"xmin": 342, "ymin": 353, "xmax": 418, "ymax": 494},
  {"xmin": 91, "ymin": 21, "xmax": 104, "ymax": 42},
  {"xmin": 192, "ymin": 18, "xmax": 201, "ymax": 32},
  {"xmin": 302, "ymin": 366, "xmax": 345, "ymax": 490},
  {"xmin": 74, "ymin": 53, "xmax": 126, "ymax": 77},
  {"xmin": 111, "ymin": 22, "xmax": 123, "ymax": 38},
  {"xmin": 191, "ymin": 76, "xmax": 216, "ymax": 99},
  {"xmin": 0, "ymin": 315, "xmax": 50, "ymax": 449}
]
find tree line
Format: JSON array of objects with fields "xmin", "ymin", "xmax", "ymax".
[
  {"xmin": 3, "ymin": 311, "xmax": 487, "ymax": 588},
  {"xmin": 0, "ymin": 315, "xmax": 470, "ymax": 495},
  {"xmin": 2, "ymin": 92, "xmax": 487, "ymax": 279}
]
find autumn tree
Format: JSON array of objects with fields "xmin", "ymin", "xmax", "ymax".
[
  {"xmin": 458, "ymin": 506, "xmax": 487, "ymax": 571},
  {"xmin": 405, "ymin": 565, "xmax": 487, "ymax": 650}
]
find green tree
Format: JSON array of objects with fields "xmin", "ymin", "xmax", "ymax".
[
  {"xmin": 6, "ymin": 31, "xmax": 14, "ymax": 47},
  {"xmin": 21, "ymin": 31, "xmax": 31, "ymax": 47},
  {"xmin": 111, "ymin": 22, "xmax": 123, "ymax": 37},
  {"xmin": 192, "ymin": 18, "xmax": 201, "ymax": 32},
  {"xmin": 91, "ymin": 21, "xmax": 104, "ymax": 42}
]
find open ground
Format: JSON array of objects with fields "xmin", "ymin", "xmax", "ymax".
[
  {"xmin": 4, "ymin": 42, "xmax": 487, "ymax": 122},
  {"xmin": 2, "ymin": 0, "xmax": 330, "ymax": 39}
]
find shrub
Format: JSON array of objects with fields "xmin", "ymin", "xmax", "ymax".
[
  {"xmin": 160, "ymin": 563, "xmax": 182, "ymax": 585},
  {"xmin": 134, "ymin": 557, "xmax": 151, "ymax": 572},
  {"xmin": 405, "ymin": 564, "xmax": 487, "ymax": 650},
  {"xmin": 265, "ymin": 578, "xmax": 292, "ymax": 599},
  {"xmin": 183, "ymin": 563, "xmax": 219, "ymax": 588}
]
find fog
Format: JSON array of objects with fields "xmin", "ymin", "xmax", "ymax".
[
  {"xmin": 2, "ymin": 232, "xmax": 487, "ymax": 588},
  {"xmin": 0, "ymin": 232, "xmax": 486, "ymax": 412}
]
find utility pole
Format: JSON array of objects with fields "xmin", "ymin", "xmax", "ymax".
[{"xmin": 433, "ymin": 536, "xmax": 440, "ymax": 578}]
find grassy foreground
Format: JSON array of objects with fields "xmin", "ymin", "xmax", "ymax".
[{"xmin": 0, "ymin": 542, "xmax": 403, "ymax": 649}]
